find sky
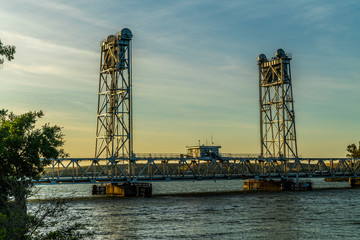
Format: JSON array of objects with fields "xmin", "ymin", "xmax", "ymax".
[{"xmin": 0, "ymin": 0, "xmax": 359, "ymax": 158}]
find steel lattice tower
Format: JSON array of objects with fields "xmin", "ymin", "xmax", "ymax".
[
  {"xmin": 95, "ymin": 28, "xmax": 133, "ymax": 159},
  {"xmin": 258, "ymin": 49, "xmax": 298, "ymax": 158}
]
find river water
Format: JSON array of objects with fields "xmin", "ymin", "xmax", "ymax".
[{"xmin": 30, "ymin": 179, "xmax": 360, "ymax": 239}]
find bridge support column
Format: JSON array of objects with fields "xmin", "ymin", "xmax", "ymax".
[
  {"xmin": 92, "ymin": 183, "xmax": 152, "ymax": 197},
  {"xmin": 104, "ymin": 183, "xmax": 152, "ymax": 197},
  {"xmin": 349, "ymin": 178, "xmax": 360, "ymax": 187},
  {"xmin": 244, "ymin": 179, "xmax": 312, "ymax": 191}
]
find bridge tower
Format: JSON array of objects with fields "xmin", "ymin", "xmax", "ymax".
[
  {"xmin": 257, "ymin": 49, "xmax": 298, "ymax": 158},
  {"xmin": 95, "ymin": 28, "xmax": 133, "ymax": 159}
]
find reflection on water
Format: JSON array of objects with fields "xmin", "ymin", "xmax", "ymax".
[{"xmin": 30, "ymin": 179, "xmax": 359, "ymax": 239}]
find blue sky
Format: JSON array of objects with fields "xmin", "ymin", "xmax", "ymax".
[{"xmin": 1, "ymin": 0, "xmax": 359, "ymax": 157}]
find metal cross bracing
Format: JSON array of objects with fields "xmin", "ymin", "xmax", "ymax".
[
  {"xmin": 95, "ymin": 28, "xmax": 133, "ymax": 161},
  {"xmin": 38, "ymin": 157, "xmax": 360, "ymax": 184},
  {"xmin": 258, "ymin": 49, "xmax": 297, "ymax": 158},
  {"xmin": 34, "ymin": 33, "xmax": 357, "ymax": 186}
]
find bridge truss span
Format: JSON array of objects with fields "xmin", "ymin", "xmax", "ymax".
[{"xmin": 39, "ymin": 157, "xmax": 360, "ymax": 184}]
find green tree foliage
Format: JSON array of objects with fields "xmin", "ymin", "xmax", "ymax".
[
  {"xmin": 0, "ymin": 40, "xmax": 16, "ymax": 66},
  {"xmin": 0, "ymin": 110, "xmax": 65, "ymax": 179},
  {"xmin": 0, "ymin": 110, "xmax": 89, "ymax": 239},
  {"xmin": 0, "ymin": 110, "xmax": 65, "ymax": 209},
  {"xmin": 346, "ymin": 142, "xmax": 360, "ymax": 158}
]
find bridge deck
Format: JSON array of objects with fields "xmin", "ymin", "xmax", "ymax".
[{"xmin": 38, "ymin": 157, "xmax": 360, "ymax": 184}]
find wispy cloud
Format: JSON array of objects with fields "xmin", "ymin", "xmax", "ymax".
[
  {"xmin": 1, "ymin": 30, "xmax": 98, "ymax": 89},
  {"xmin": 25, "ymin": 0, "xmax": 114, "ymax": 29},
  {"xmin": 0, "ymin": 31, "xmax": 97, "ymax": 58}
]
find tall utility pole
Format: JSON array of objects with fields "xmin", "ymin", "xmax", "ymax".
[
  {"xmin": 95, "ymin": 28, "xmax": 133, "ymax": 160},
  {"xmin": 258, "ymin": 49, "xmax": 298, "ymax": 158}
]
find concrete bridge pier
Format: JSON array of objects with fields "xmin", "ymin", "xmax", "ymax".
[
  {"xmin": 349, "ymin": 178, "xmax": 360, "ymax": 187},
  {"xmin": 92, "ymin": 183, "xmax": 152, "ymax": 197}
]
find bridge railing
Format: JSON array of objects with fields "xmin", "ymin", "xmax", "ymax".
[
  {"xmin": 37, "ymin": 157, "xmax": 360, "ymax": 184},
  {"xmin": 221, "ymin": 153, "xmax": 260, "ymax": 158},
  {"xmin": 134, "ymin": 153, "xmax": 259, "ymax": 158},
  {"xmin": 134, "ymin": 153, "xmax": 184, "ymax": 158}
]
